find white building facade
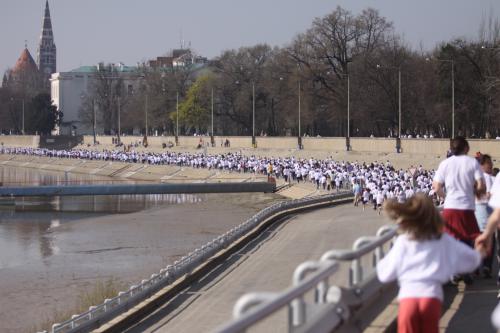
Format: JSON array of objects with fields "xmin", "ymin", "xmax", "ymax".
[
  {"xmin": 50, "ymin": 64, "xmax": 140, "ymax": 135},
  {"xmin": 51, "ymin": 49, "xmax": 207, "ymax": 136}
]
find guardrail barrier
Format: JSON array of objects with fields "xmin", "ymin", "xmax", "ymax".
[
  {"xmin": 38, "ymin": 191, "xmax": 353, "ymax": 333},
  {"xmin": 215, "ymin": 225, "xmax": 398, "ymax": 333}
]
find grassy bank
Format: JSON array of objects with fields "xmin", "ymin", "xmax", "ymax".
[{"xmin": 30, "ymin": 279, "xmax": 126, "ymax": 333}]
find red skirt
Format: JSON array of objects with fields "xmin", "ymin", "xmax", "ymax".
[{"xmin": 442, "ymin": 209, "xmax": 480, "ymax": 242}]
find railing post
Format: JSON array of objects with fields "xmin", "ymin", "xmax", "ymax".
[
  {"xmin": 291, "ymin": 260, "xmax": 330, "ymax": 327},
  {"xmin": 315, "ymin": 279, "xmax": 329, "ymax": 304},
  {"xmin": 71, "ymin": 314, "xmax": 79, "ymax": 329},
  {"xmin": 51, "ymin": 323, "xmax": 61, "ymax": 333},
  {"xmin": 351, "ymin": 258, "xmax": 363, "ymax": 286},
  {"xmin": 291, "ymin": 297, "xmax": 307, "ymax": 327}
]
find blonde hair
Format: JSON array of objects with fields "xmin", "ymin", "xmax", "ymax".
[{"xmin": 384, "ymin": 193, "xmax": 443, "ymax": 240}]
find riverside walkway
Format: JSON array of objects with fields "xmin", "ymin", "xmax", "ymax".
[
  {"xmin": 110, "ymin": 203, "xmax": 498, "ymax": 333},
  {"xmin": 118, "ymin": 204, "xmax": 388, "ymax": 332}
]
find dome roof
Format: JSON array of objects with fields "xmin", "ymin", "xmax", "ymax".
[{"xmin": 12, "ymin": 48, "xmax": 38, "ymax": 74}]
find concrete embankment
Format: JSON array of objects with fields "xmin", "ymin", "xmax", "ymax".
[
  {"xmin": 0, "ymin": 154, "xmax": 266, "ymax": 184},
  {"xmin": 0, "ymin": 154, "xmax": 332, "ymax": 199}
]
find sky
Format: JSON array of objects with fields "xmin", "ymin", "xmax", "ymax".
[{"xmin": 0, "ymin": 0, "xmax": 499, "ymax": 75}]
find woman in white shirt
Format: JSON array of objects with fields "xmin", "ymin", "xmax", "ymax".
[{"xmin": 432, "ymin": 137, "xmax": 485, "ymax": 245}]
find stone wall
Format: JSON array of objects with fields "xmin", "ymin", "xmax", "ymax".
[
  {"xmin": 0, "ymin": 135, "xmax": 39, "ymax": 147},
  {"xmin": 5, "ymin": 135, "xmax": 500, "ymax": 159}
]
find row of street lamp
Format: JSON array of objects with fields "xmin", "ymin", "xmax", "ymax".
[
  {"xmin": 107, "ymin": 59, "xmax": 448, "ymax": 150},
  {"xmin": 84, "ymin": 45, "xmax": 498, "ymax": 147}
]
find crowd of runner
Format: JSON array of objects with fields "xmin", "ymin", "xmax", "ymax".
[
  {"xmin": 4, "ymin": 139, "xmax": 500, "ymax": 330},
  {"xmin": 0, "ymin": 146, "xmax": 437, "ymax": 207}
]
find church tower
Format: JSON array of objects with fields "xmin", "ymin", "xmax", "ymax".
[{"xmin": 37, "ymin": 0, "xmax": 56, "ymax": 88}]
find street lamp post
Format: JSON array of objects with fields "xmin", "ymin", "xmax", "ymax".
[
  {"xmin": 92, "ymin": 99, "xmax": 97, "ymax": 145},
  {"xmin": 252, "ymin": 82, "xmax": 256, "ymax": 147},
  {"xmin": 343, "ymin": 72, "xmax": 351, "ymax": 151},
  {"xmin": 176, "ymin": 91, "xmax": 179, "ymax": 146},
  {"xmin": 295, "ymin": 63, "xmax": 303, "ymax": 149},
  {"xmin": 335, "ymin": 71, "xmax": 351, "ymax": 151},
  {"xmin": 145, "ymin": 93, "xmax": 149, "ymax": 138},
  {"xmin": 22, "ymin": 99, "xmax": 25, "ymax": 135},
  {"xmin": 451, "ymin": 61, "xmax": 454, "ymax": 138},
  {"xmin": 298, "ymin": 80, "xmax": 302, "ymax": 149},
  {"xmin": 398, "ymin": 67, "xmax": 401, "ymax": 140},
  {"xmin": 376, "ymin": 64, "xmax": 401, "ymax": 152},
  {"xmin": 211, "ymin": 87, "xmax": 215, "ymax": 147},
  {"xmin": 279, "ymin": 75, "xmax": 301, "ymax": 148},
  {"xmin": 235, "ymin": 70, "xmax": 256, "ymax": 147},
  {"xmin": 481, "ymin": 46, "xmax": 500, "ymax": 138},
  {"xmin": 117, "ymin": 95, "xmax": 121, "ymax": 143},
  {"xmin": 426, "ymin": 58, "xmax": 454, "ymax": 138},
  {"xmin": 139, "ymin": 74, "xmax": 149, "ymax": 140}
]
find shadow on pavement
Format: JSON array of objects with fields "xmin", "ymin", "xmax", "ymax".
[
  {"xmin": 441, "ymin": 275, "xmax": 498, "ymax": 333},
  {"xmin": 122, "ymin": 214, "xmax": 295, "ymax": 333}
]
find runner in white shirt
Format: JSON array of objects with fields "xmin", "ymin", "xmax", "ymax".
[
  {"xmin": 376, "ymin": 190, "xmax": 385, "ymax": 215},
  {"xmin": 362, "ymin": 189, "xmax": 370, "ymax": 211},
  {"xmin": 432, "ymin": 137, "xmax": 485, "ymax": 246}
]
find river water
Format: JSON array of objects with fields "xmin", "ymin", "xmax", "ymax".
[
  {"xmin": 0, "ymin": 165, "xmax": 281, "ymax": 333},
  {"xmin": 0, "ymin": 166, "xmax": 203, "ymax": 271}
]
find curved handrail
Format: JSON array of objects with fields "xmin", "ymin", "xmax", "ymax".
[
  {"xmin": 47, "ymin": 191, "xmax": 353, "ymax": 333},
  {"xmin": 216, "ymin": 261, "xmax": 340, "ymax": 333},
  {"xmin": 215, "ymin": 224, "xmax": 398, "ymax": 333},
  {"xmin": 320, "ymin": 226, "xmax": 397, "ymax": 262}
]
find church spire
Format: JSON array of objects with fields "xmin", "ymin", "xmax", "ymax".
[
  {"xmin": 43, "ymin": 0, "xmax": 53, "ymax": 32},
  {"xmin": 37, "ymin": 0, "xmax": 57, "ymax": 88}
]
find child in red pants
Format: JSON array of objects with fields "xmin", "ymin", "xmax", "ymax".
[{"xmin": 377, "ymin": 194, "xmax": 484, "ymax": 333}]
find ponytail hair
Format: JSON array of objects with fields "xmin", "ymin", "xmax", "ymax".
[{"xmin": 450, "ymin": 136, "xmax": 469, "ymax": 156}]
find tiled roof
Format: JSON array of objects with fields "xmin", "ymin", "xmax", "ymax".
[{"xmin": 12, "ymin": 48, "xmax": 38, "ymax": 74}]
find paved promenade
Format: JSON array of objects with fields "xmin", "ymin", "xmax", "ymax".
[
  {"xmin": 121, "ymin": 204, "xmax": 388, "ymax": 332},
  {"xmin": 117, "ymin": 203, "xmax": 499, "ymax": 333}
]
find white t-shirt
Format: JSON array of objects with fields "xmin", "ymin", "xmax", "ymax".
[
  {"xmin": 376, "ymin": 192, "xmax": 385, "ymax": 205},
  {"xmin": 488, "ymin": 175, "xmax": 500, "ymax": 209},
  {"xmin": 377, "ymin": 233, "xmax": 481, "ymax": 301},
  {"xmin": 476, "ymin": 173, "xmax": 495, "ymax": 205},
  {"xmin": 433, "ymin": 155, "xmax": 484, "ymax": 210}
]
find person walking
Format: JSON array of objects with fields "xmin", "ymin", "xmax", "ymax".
[{"xmin": 353, "ymin": 181, "xmax": 362, "ymax": 206}]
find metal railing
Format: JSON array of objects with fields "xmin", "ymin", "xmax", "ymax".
[
  {"xmin": 215, "ymin": 225, "xmax": 398, "ymax": 333},
  {"xmin": 39, "ymin": 191, "xmax": 353, "ymax": 333}
]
